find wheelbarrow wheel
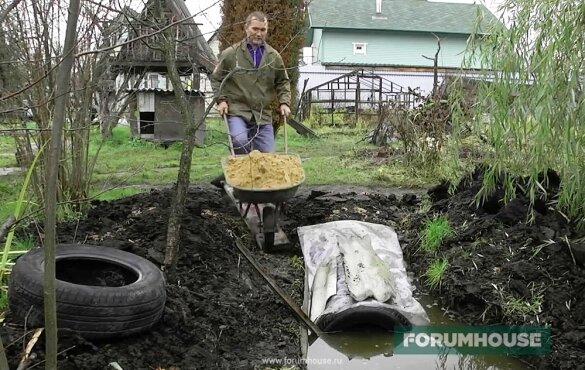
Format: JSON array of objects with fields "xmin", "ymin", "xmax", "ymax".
[{"xmin": 262, "ymin": 206, "xmax": 276, "ymax": 251}]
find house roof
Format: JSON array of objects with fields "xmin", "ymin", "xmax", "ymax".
[
  {"xmin": 162, "ymin": 0, "xmax": 217, "ymax": 72},
  {"xmin": 128, "ymin": 88, "xmax": 205, "ymax": 96},
  {"xmin": 308, "ymin": 0, "xmax": 501, "ymax": 35},
  {"xmin": 107, "ymin": 0, "xmax": 217, "ymax": 73},
  {"xmin": 99, "ymin": 7, "xmax": 140, "ymax": 49}
]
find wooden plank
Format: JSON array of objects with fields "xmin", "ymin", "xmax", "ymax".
[
  {"xmin": 286, "ymin": 117, "xmax": 319, "ymax": 138},
  {"xmin": 137, "ymin": 92, "xmax": 155, "ymax": 111}
]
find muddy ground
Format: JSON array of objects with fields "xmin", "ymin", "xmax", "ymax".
[{"xmin": 1, "ymin": 168, "xmax": 584, "ymax": 369}]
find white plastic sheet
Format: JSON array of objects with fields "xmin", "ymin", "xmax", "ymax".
[{"xmin": 298, "ymin": 220, "xmax": 429, "ymax": 327}]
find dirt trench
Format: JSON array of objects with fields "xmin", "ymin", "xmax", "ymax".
[{"xmin": 1, "ymin": 172, "xmax": 584, "ymax": 369}]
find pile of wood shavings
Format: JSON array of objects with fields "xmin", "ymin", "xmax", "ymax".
[{"xmin": 225, "ymin": 150, "xmax": 304, "ymax": 189}]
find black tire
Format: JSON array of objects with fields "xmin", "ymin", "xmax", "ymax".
[{"xmin": 8, "ymin": 244, "xmax": 166, "ymax": 339}]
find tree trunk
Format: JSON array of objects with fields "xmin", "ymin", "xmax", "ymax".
[
  {"xmin": 162, "ymin": 30, "xmax": 225, "ymax": 272},
  {"xmin": 99, "ymin": 91, "xmax": 114, "ymax": 138},
  {"xmin": 162, "ymin": 29, "xmax": 198, "ymax": 273},
  {"xmin": 69, "ymin": 64, "xmax": 92, "ymax": 209},
  {"xmin": 43, "ymin": 0, "xmax": 80, "ymax": 368}
]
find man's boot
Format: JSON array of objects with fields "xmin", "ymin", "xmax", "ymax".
[{"xmin": 211, "ymin": 174, "xmax": 226, "ymax": 189}]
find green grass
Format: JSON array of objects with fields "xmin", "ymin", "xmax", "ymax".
[
  {"xmin": 0, "ymin": 177, "xmax": 20, "ymax": 222},
  {"xmin": 0, "ymin": 236, "xmax": 35, "ymax": 310},
  {"xmin": 2, "ymin": 119, "xmax": 466, "ymax": 195},
  {"xmin": 289, "ymin": 255, "xmax": 304, "ymax": 271},
  {"xmin": 424, "ymin": 258, "xmax": 449, "ymax": 289},
  {"xmin": 89, "ymin": 119, "xmax": 388, "ymax": 187},
  {"xmin": 0, "ymin": 134, "xmax": 17, "ymax": 167},
  {"xmin": 10, "ymin": 237, "xmax": 34, "ymax": 252},
  {"xmin": 0, "ymin": 118, "xmax": 467, "ymax": 224},
  {"xmin": 417, "ymin": 194, "xmax": 433, "ymax": 214},
  {"xmin": 0, "ymin": 290, "xmax": 7, "ymax": 311},
  {"xmin": 420, "ymin": 215, "xmax": 453, "ymax": 253},
  {"xmin": 502, "ymin": 294, "xmax": 543, "ymax": 317}
]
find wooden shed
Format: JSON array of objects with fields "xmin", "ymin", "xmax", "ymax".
[
  {"xmin": 109, "ymin": 0, "xmax": 217, "ymax": 144},
  {"xmin": 129, "ymin": 88, "xmax": 205, "ymax": 144}
]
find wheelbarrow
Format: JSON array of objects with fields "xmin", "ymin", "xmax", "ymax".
[{"xmin": 220, "ymin": 115, "xmax": 304, "ymax": 251}]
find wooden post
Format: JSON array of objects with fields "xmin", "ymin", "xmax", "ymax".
[{"xmin": 355, "ymin": 73, "xmax": 360, "ymax": 127}]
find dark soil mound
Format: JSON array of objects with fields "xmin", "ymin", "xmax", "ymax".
[
  {"xmin": 3, "ymin": 186, "xmax": 307, "ymax": 369},
  {"xmin": 2, "ymin": 171, "xmax": 584, "ymax": 369},
  {"xmin": 404, "ymin": 168, "xmax": 585, "ymax": 370}
]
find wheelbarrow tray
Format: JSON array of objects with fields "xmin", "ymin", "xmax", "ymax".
[{"xmin": 221, "ymin": 154, "xmax": 305, "ymax": 204}]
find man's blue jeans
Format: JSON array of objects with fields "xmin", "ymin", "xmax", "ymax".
[{"xmin": 227, "ymin": 115, "xmax": 274, "ymax": 154}]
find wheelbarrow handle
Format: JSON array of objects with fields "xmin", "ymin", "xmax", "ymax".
[
  {"xmin": 283, "ymin": 115, "xmax": 288, "ymax": 154},
  {"xmin": 223, "ymin": 114, "xmax": 235, "ymax": 156}
]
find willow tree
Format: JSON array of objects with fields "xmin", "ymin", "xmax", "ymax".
[
  {"xmin": 454, "ymin": 0, "xmax": 585, "ymax": 224},
  {"xmin": 218, "ymin": 0, "xmax": 305, "ymax": 130}
]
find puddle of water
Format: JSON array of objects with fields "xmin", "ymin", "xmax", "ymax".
[
  {"xmin": 307, "ymin": 328, "xmax": 526, "ymax": 370},
  {"xmin": 306, "ymin": 294, "xmax": 531, "ymax": 370}
]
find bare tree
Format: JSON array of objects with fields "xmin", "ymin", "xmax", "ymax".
[
  {"xmin": 93, "ymin": 7, "xmax": 144, "ymax": 138},
  {"xmin": 108, "ymin": 0, "xmax": 218, "ymax": 272},
  {"xmin": 0, "ymin": 0, "xmax": 24, "ymax": 24},
  {"xmin": 422, "ymin": 33, "xmax": 442, "ymax": 96},
  {"xmin": 161, "ymin": 27, "xmax": 198, "ymax": 271},
  {"xmin": 0, "ymin": 0, "xmax": 146, "ymax": 219},
  {"xmin": 44, "ymin": 0, "xmax": 81, "ymax": 367}
]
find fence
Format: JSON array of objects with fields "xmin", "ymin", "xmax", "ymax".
[
  {"xmin": 296, "ymin": 68, "xmax": 425, "ymax": 125},
  {"xmin": 295, "ymin": 67, "xmax": 483, "ymax": 126}
]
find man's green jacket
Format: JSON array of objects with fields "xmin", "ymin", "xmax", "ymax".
[{"xmin": 210, "ymin": 39, "xmax": 291, "ymax": 125}]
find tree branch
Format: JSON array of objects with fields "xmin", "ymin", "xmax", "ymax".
[
  {"xmin": 76, "ymin": 13, "xmax": 199, "ymax": 58},
  {"xmin": 0, "ymin": 216, "xmax": 16, "ymax": 242},
  {"xmin": 0, "ymin": 0, "xmax": 24, "ymax": 24},
  {"xmin": 422, "ymin": 33, "xmax": 442, "ymax": 96}
]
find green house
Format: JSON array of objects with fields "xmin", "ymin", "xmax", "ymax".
[{"xmin": 300, "ymin": 0, "xmax": 501, "ymax": 97}]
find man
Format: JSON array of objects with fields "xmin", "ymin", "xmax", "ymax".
[{"xmin": 210, "ymin": 11, "xmax": 291, "ymax": 187}]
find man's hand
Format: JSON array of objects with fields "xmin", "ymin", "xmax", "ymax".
[
  {"xmin": 279, "ymin": 104, "xmax": 291, "ymax": 117},
  {"xmin": 217, "ymin": 101, "xmax": 229, "ymax": 116}
]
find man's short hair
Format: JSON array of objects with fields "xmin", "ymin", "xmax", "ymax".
[{"xmin": 246, "ymin": 11, "xmax": 268, "ymax": 25}]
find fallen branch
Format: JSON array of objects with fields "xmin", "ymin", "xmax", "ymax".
[
  {"xmin": 16, "ymin": 328, "xmax": 44, "ymax": 370},
  {"xmin": 564, "ymin": 236, "xmax": 576, "ymax": 265},
  {"xmin": 26, "ymin": 345, "xmax": 76, "ymax": 370},
  {"xmin": 0, "ymin": 216, "xmax": 16, "ymax": 242}
]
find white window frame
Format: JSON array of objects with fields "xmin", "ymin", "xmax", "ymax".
[{"xmin": 353, "ymin": 42, "xmax": 367, "ymax": 55}]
